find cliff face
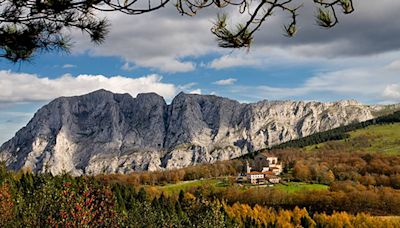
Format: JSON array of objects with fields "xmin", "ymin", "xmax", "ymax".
[{"xmin": 0, "ymin": 90, "xmax": 375, "ymax": 175}]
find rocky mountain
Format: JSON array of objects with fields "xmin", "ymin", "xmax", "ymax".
[{"xmin": 0, "ymin": 90, "xmax": 378, "ymax": 175}]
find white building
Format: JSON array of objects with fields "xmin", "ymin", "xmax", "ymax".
[
  {"xmin": 241, "ymin": 154, "xmax": 283, "ymax": 184},
  {"xmin": 254, "ymin": 153, "xmax": 283, "ymax": 175},
  {"xmin": 246, "ymin": 171, "xmax": 280, "ymax": 184}
]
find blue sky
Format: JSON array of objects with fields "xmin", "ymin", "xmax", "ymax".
[{"xmin": 1, "ymin": 0, "xmax": 400, "ymax": 144}]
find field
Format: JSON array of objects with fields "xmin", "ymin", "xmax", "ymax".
[
  {"xmin": 306, "ymin": 123, "xmax": 400, "ymax": 155},
  {"xmin": 156, "ymin": 178, "xmax": 229, "ymax": 195},
  {"xmin": 153, "ymin": 178, "xmax": 329, "ymax": 195},
  {"xmin": 273, "ymin": 182, "xmax": 329, "ymax": 193}
]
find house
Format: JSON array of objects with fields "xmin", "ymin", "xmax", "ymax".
[
  {"xmin": 246, "ymin": 171, "xmax": 281, "ymax": 184},
  {"xmin": 254, "ymin": 153, "xmax": 283, "ymax": 175},
  {"xmin": 247, "ymin": 171, "xmax": 265, "ymax": 184},
  {"xmin": 239, "ymin": 153, "xmax": 283, "ymax": 185},
  {"xmin": 265, "ymin": 174, "xmax": 281, "ymax": 184}
]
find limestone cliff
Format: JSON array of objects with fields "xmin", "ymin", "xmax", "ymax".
[{"xmin": 0, "ymin": 90, "xmax": 377, "ymax": 175}]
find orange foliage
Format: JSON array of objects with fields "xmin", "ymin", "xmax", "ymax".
[{"xmin": 0, "ymin": 183, "xmax": 14, "ymax": 226}]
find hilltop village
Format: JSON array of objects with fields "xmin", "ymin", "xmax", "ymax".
[{"xmin": 237, "ymin": 153, "xmax": 283, "ymax": 185}]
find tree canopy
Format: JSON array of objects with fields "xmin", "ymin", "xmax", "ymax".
[{"xmin": 0, "ymin": 0, "xmax": 354, "ymax": 62}]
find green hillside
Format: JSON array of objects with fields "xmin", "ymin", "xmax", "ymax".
[
  {"xmin": 280, "ymin": 111, "xmax": 400, "ymax": 148},
  {"xmin": 241, "ymin": 110, "xmax": 400, "ymax": 159},
  {"xmin": 306, "ymin": 123, "xmax": 400, "ymax": 155}
]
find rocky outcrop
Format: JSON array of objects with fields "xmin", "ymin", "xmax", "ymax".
[{"xmin": 0, "ymin": 90, "xmax": 377, "ymax": 175}]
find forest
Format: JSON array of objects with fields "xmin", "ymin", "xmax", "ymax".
[
  {"xmin": 1, "ymin": 163, "xmax": 400, "ymax": 227},
  {"xmin": 2, "ymin": 141, "xmax": 400, "ymax": 227}
]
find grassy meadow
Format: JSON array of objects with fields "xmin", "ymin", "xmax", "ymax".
[{"xmin": 306, "ymin": 123, "xmax": 400, "ymax": 155}]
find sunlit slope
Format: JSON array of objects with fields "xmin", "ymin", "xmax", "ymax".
[
  {"xmin": 237, "ymin": 111, "xmax": 400, "ymax": 159},
  {"xmin": 306, "ymin": 123, "xmax": 400, "ymax": 155}
]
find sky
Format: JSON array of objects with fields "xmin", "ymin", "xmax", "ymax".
[{"xmin": 1, "ymin": 0, "xmax": 400, "ymax": 144}]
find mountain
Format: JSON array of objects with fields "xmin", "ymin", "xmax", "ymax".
[{"xmin": 0, "ymin": 89, "xmax": 380, "ymax": 175}]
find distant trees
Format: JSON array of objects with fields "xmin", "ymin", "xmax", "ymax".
[
  {"xmin": 273, "ymin": 148, "xmax": 400, "ymax": 189},
  {"xmin": 97, "ymin": 160, "xmax": 242, "ymax": 186},
  {"xmin": 204, "ymin": 182, "xmax": 400, "ymax": 215}
]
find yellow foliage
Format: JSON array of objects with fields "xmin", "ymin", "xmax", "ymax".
[{"xmin": 184, "ymin": 192, "xmax": 196, "ymax": 201}]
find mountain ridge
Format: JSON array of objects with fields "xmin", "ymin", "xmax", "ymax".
[{"xmin": 0, "ymin": 89, "xmax": 382, "ymax": 175}]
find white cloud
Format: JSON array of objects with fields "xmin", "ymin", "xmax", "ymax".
[
  {"xmin": 178, "ymin": 83, "xmax": 204, "ymax": 95},
  {"xmin": 213, "ymin": 78, "xmax": 237, "ymax": 85},
  {"xmin": 121, "ymin": 62, "xmax": 136, "ymax": 71},
  {"xmin": 383, "ymin": 84, "xmax": 400, "ymax": 100},
  {"xmin": 209, "ymin": 54, "xmax": 262, "ymax": 69},
  {"xmin": 62, "ymin": 64, "xmax": 76, "ymax": 68},
  {"xmin": 189, "ymin": 89, "xmax": 202, "ymax": 95},
  {"xmin": 0, "ymin": 70, "xmax": 178, "ymax": 102},
  {"xmin": 179, "ymin": 82, "xmax": 197, "ymax": 90},
  {"xmin": 67, "ymin": 0, "xmax": 400, "ymax": 73},
  {"xmin": 226, "ymin": 61, "xmax": 400, "ymax": 104},
  {"xmin": 385, "ymin": 60, "xmax": 400, "ymax": 70},
  {"xmin": 71, "ymin": 8, "xmax": 216, "ymax": 73},
  {"xmin": 137, "ymin": 57, "xmax": 195, "ymax": 73},
  {"xmin": 208, "ymin": 47, "xmax": 328, "ymax": 70}
]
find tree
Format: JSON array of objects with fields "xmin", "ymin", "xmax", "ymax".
[
  {"xmin": 0, "ymin": 183, "xmax": 14, "ymax": 227},
  {"xmin": 0, "ymin": 0, "xmax": 354, "ymax": 62}
]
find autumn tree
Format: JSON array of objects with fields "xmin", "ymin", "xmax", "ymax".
[
  {"xmin": 47, "ymin": 181, "xmax": 119, "ymax": 227},
  {"xmin": 0, "ymin": 0, "xmax": 354, "ymax": 62},
  {"xmin": 0, "ymin": 183, "xmax": 14, "ymax": 227}
]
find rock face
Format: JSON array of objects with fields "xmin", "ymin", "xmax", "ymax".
[{"xmin": 0, "ymin": 90, "xmax": 376, "ymax": 175}]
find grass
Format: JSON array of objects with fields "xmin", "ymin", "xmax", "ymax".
[
  {"xmin": 157, "ymin": 178, "xmax": 229, "ymax": 195},
  {"xmin": 349, "ymin": 123, "xmax": 400, "ymax": 155},
  {"xmin": 273, "ymin": 182, "xmax": 329, "ymax": 193},
  {"xmin": 154, "ymin": 178, "xmax": 329, "ymax": 195},
  {"xmin": 305, "ymin": 123, "xmax": 400, "ymax": 155}
]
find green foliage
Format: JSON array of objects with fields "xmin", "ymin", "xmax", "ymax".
[
  {"xmin": 315, "ymin": 123, "xmax": 400, "ymax": 155},
  {"xmin": 316, "ymin": 8, "xmax": 334, "ymax": 27},
  {"xmin": 212, "ymin": 14, "xmax": 253, "ymax": 48},
  {"xmin": 158, "ymin": 178, "xmax": 229, "ymax": 195},
  {"xmin": 274, "ymin": 182, "xmax": 329, "ymax": 193},
  {"xmin": 0, "ymin": 0, "xmax": 108, "ymax": 62}
]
